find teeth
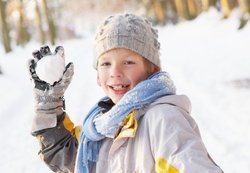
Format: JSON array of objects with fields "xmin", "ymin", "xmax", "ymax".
[{"xmin": 113, "ymin": 85, "xmax": 126, "ymax": 90}]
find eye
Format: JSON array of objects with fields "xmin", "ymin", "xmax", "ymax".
[
  {"xmin": 99, "ymin": 61, "xmax": 111, "ymax": 67},
  {"xmin": 124, "ymin": 60, "xmax": 135, "ymax": 65}
]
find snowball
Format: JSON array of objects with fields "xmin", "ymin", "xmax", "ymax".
[{"xmin": 36, "ymin": 54, "xmax": 65, "ymax": 85}]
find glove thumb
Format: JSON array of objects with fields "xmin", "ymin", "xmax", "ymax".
[{"xmin": 56, "ymin": 62, "xmax": 74, "ymax": 89}]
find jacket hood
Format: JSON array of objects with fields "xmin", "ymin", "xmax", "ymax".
[{"xmin": 149, "ymin": 95, "xmax": 192, "ymax": 114}]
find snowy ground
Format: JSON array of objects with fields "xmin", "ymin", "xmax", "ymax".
[{"xmin": 0, "ymin": 9, "xmax": 250, "ymax": 173}]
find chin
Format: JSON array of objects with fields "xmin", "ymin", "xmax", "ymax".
[
  {"xmin": 111, "ymin": 99, "xmax": 119, "ymax": 104},
  {"xmin": 111, "ymin": 97, "xmax": 122, "ymax": 104}
]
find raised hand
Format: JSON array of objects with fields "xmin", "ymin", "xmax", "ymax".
[{"xmin": 28, "ymin": 45, "xmax": 74, "ymax": 132}]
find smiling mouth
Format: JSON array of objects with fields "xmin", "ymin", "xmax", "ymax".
[{"xmin": 110, "ymin": 85, "xmax": 129, "ymax": 91}]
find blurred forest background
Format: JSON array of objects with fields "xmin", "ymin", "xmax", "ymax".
[{"xmin": 0, "ymin": 0, "xmax": 249, "ymax": 56}]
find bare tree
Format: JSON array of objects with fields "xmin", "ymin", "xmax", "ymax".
[
  {"xmin": 238, "ymin": 0, "xmax": 250, "ymax": 14},
  {"xmin": 35, "ymin": 0, "xmax": 45, "ymax": 44},
  {"xmin": 41, "ymin": 0, "xmax": 56, "ymax": 45},
  {"xmin": 138, "ymin": 0, "xmax": 179, "ymax": 25},
  {"xmin": 187, "ymin": 0, "xmax": 200, "ymax": 19},
  {"xmin": 238, "ymin": 0, "xmax": 250, "ymax": 29},
  {"xmin": 220, "ymin": 0, "xmax": 237, "ymax": 18},
  {"xmin": 0, "ymin": 0, "xmax": 12, "ymax": 53},
  {"xmin": 16, "ymin": 0, "xmax": 30, "ymax": 46},
  {"xmin": 152, "ymin": 0, "xmax": 167, "ymax": 25},
  {"xmin": 175, "ymin": 0, "xmax": 193, "ymax": 19}
]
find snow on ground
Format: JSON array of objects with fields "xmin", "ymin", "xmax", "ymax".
[{"xmin": 0, "ymin": 9, "xmax": 249, "ymax": 173}]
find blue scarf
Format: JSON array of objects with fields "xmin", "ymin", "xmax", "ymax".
[{"xmin": 76, "ymin": 71, "xmax": 176, "ymax": 173}]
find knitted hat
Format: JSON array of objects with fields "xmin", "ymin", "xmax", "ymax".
[{"xmin": 93, "ymin": 13, "xmax": 161, "ymax": 69}]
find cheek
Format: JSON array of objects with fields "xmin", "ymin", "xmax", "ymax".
[
  {"xmin": 97, "ymin": 73, "xmax": 102, "ymax": 87},
  {"xmin": 130, "ymin": 71, "xmax": 149, "ymax": 85},
  {"xmin": 97, "ymin": 77, "xmax": 101, "ymax": 86},
  {"xmin": 97, "ymin": 72, "xmax": 106, "ymax": 86}
]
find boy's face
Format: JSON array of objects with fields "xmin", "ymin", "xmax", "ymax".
[{"xmin": 97, "ymin": 48, "xmax": 155, "ymax": 104}]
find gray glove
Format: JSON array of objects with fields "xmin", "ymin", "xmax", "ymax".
[{"xmin": 28, "ymin": 45, "xmax": 74, "ymax": 133}]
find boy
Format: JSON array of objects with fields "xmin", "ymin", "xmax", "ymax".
[{"xmin": 28, "ymin": 13, "xmax": 223, "ymax": 173}]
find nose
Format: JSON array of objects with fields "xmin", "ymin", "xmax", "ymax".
[{"xmin": 110, "ymin": 64, "xmax": 123, "ymax": 78}]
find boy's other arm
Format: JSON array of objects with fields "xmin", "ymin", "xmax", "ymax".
[{"xmin": 32, "ymin": 113, "xmax": 80, "ymax": 173}]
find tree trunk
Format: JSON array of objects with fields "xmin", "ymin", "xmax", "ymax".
[
  {"xmin": 238, "ymin": 0, "xmax": 250, "ymax": 29},
  {"xmin": 220, "ymin": 0, "xmax": 237, "ymax": 18},
  {"xmin": 42, "ymin": 0, "xmax": 56, "ymax": 45},
  {"xmin": 238, "ymin": 0, "xmax": 250, "ymax": 13},
  {"xmin": 16, "ymin": 0, "xmax": 30, "ymax": 46},
  {"xmin": 0, "ymin": 0, "xmax": 12, "ymax": 53},
  {"xmin": 175, "ymin": 0, "xmax": 192, "ymax": 20},
  {"xmin": 153, "ymin": 0, "xmax": 167, "ymax": 25},
  {"xmin": 175, "ymin": 0, "xmax": 185, "ymax": 18},
  {"xmin": 35, "ymin": 0, "xmax": 45, "ymax": 44},
  {"xmin": 187, "ymin": 0, "xmax": 199, "ymax": 19}
]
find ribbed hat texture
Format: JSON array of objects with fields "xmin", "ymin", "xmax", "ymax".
[{"xmin": 93, "ymin": 13, "xmax": 161, "ymax": 69}]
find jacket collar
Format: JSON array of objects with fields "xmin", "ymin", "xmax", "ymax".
[{"xmin": 148, "ymin": 95, "xmax": 192, "ymax": 114}]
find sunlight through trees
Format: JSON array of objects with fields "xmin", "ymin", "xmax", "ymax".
[{"xmin": 0, "ymin": 0, "xmax": 249, "ymax": 53}]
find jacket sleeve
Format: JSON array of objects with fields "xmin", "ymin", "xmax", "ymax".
[
  {"xmin": 32, "ymin": 113, "xmax": 81, "ymax": 173},
  {"xmin": 146, "ymin": 104, "xmax": 223, "ymax": 173}
]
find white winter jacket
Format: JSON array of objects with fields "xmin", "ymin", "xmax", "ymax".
[
  {"xmin": 90, "ymin": 95, "xmax": 223, "ymax": 173},
  {"xmin": 33, "ymin": 94, "xmax": 223, "ymax": 173}
]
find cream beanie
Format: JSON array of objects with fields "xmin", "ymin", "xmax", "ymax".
[{"xmin": 93, "ymin": 13, "xmax": 161, "ymax": 69}]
